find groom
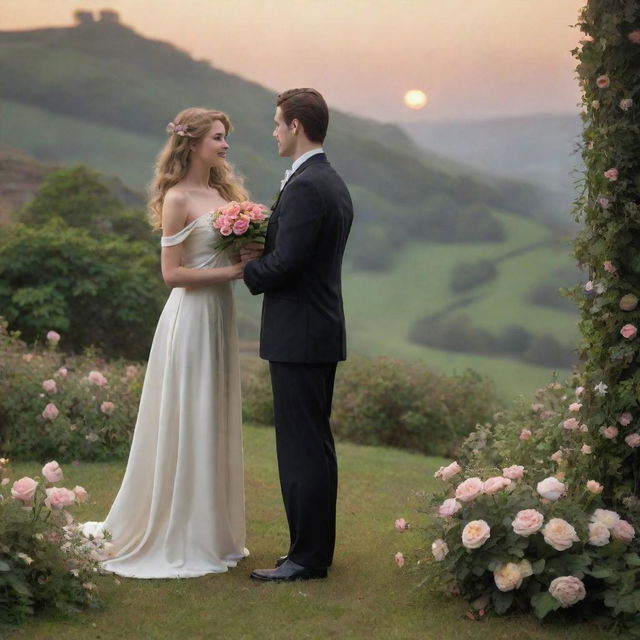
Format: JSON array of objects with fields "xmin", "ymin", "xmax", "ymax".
[{"xmin": 242, "ymin": 88, "xmax": 353, "ymax": 581}]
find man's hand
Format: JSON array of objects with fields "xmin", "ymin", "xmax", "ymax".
[{"xmin": 240, "ymin": 242, "xmax": 264, "ymax": 264}]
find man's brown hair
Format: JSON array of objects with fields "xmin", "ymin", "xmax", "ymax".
[{"xmin": 276, "ymin": 88, "xmax": 329, "ymax": 144}]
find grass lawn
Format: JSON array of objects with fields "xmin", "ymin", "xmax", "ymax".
[{"xmin": 8, "ymin": 426, "xmax": 614, "ymax": 640}]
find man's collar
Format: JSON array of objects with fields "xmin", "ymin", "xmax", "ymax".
[{"xmin": 291, "ymin": 147, "xmax": 324, "ymax": 173}]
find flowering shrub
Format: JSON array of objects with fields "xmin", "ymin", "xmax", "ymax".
[
  {"xmin": 0, "ymin": 457, "xmax": 109, "ymax": 626},
  {"xmin": 0, "ymin": 319, "xmax": 144, "ymax": 461}
]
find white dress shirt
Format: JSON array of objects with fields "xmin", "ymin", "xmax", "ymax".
[{"xmin": 280, "ymin": 147, "xmax": 324, "ymax": 190}]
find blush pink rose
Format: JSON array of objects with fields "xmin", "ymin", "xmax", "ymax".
[
  {"xmin": 461, "ymin": 520, "xmax": 491, "ymax": 549},
  {"xmin": 628, "ymin": 30, "xmax": 640, "ymax": 44},
  {"xmin": 431, "ymin": 539, "xmax": 449, "ymax": 562},
  {"xmin": 581, "ymin": 444, "xmax": 592, "ymax": 455},
  {"xmin": 394, "ymin": 551, "xmax": 405, "ymax": 567},
  {"xmin": 42, "ymin": 379, "xmax": 57, "ymax": 394},
  {"xmin": 568, "ymin": 402, "xmax": 582, "ymax": 412},
  {"xmin": 454, "ymin": 477, "xmax": 483, "ymax": 502},
  {"xmin": 549, "ymin": 576, "xmax": 586, "ymax": 608},
  {"xmin": 519, "ymin": 429, "xmax": 532, "ymax": 441},
  {"xmin": 394, "ymin": 518, "xmax": 409, "ymax": 532},
  {"xmin": 575, "ymin": 386, "xmax": 584, "ymax": 396},
  {"xmin": 73, "ymin": 485, "xmax": 89, "ymax": 503},
  {"xmin": 586, "ymin": 480, "xmax": 603, "ymax": 494},
  {"xmin": 625, "ymin": 433, "xmax": 640, "ymax": 448},
  {"xmin": 588, "ymin": 521, "xmax": 610, "ymax": 546},
  {"xmin": 434, "ymin": 461, "xmax": 462, "ymax": 481},
  {"xmin": 44, "ymin": 487, "xmax": 76, "ymax": 510},
  {"xmin": 46, "ymin": 330, "xmax": 61, "ymax": 344},
  {"xmin": 42, "ymin": 403, "xmax": 59, "ymax": 421},
  {"xmin": 437, "ymin": 498, "xmax": 462, "ymax": 518},
  {"xmin": 502, "ymin": 465, "xmax": 524, "ymax": 480},
  {"xmin": 621, "ymin": 324, "xmax": 637, "ymax": 339},
  {"xmin": 220, "ymin": 226, "xmax": 233, "ymax": 236},
  {"xmin": 619, "ymin": 412, "xmax": 633, "ymax": 426},
  {"xmin": 597, "ymin": 196, "xmax": 610, "ymax": 209},
  {"xmin": 620, "ymin": 98, "xmax": 633, "ymax": 111},
  {"xmin": 551, "ymin": 450, "xmax": 563, "ymax": 464},
  {"xmin": 611, "ymin": 519, "xmax": 635, "ymax": 543},
  {"xmin": 603, "ymin": 170, "xmax": 618, "ymax": 182},
  {"xmin": 542, "ymin": 518, "xmax": 579, "ymax": 551},
  {"xmin": 87, "ymin": 370, "xmax": 108, "ymax": 387},
  {"xmin": 512, "ymin": 509, "xmax": 544, "ymax": 536},
  {"xmin": 591, "ymin": 509, "xmax": 620, "ymax": 529},
  {"xmin": 482, "ymin": 476, "xmax": 511, "ymax": 494},
  {"xmin": 125, "ymin": 365, "xmax": 139, "ymax": 381},
  {"xmin": 537, "ymin": 477, "xmax": 565, "ymax": 500},
  {"xmin": 601, "ymin": 425, "xmax": 619, "ymax": 439},
  {"xmin": 562, "ymin": 417, "xmax": 579, "ymax": 431},
  {"xmin": 11, "ymin": 477, "xmax": 38, "ymax": 503},
  {"xmin": 42, "ymin": 460, "xmax": 63, "ymax": 483},
  {"xmin": 596, "ymin": 75, "xmax": 610, "ymax": 88},
  {"xmin": 232, "ymin": 218, "xmax": 250, "ymax": 236},
  {"xmin": 100, "ymin": 401, "xmax": 115, "ymax": 415},
  {"xmin": 56, "ymin": 367, "xmax": 68, "ymax": 379}
]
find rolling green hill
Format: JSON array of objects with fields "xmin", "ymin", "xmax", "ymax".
[{"xmin": 0, "ymin": 15, "xmax": 582, "ymax": 398}]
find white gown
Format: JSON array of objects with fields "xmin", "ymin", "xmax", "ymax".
[{"xmin": 82, "ymin": 214, "xmax": 249, "ymax": 578}]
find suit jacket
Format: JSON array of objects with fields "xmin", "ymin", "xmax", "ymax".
[{"xmin": 243, "ymin": 153, "xmax": 353, "ymax": 362}]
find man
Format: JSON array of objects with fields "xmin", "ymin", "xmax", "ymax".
[{"xmin": 242, "ymin": 88, "xmax": 353, "ymax": 582}]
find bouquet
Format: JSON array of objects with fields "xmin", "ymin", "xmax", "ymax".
[{"xmin": 209, "ymin": 200, "xmax": 269, "ymax": 252}]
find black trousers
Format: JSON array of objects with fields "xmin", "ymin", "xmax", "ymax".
[{"xmin": 269, "ymin": 361, "xmax": 338, "ymax": 569}]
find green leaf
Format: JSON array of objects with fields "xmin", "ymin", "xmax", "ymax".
[
  {"xmin": 531, "ymin": 559, "xmax": 545, "ymax": 575},
  {"xmin": 0, "ymin": 559, "xmax": 10, "ymax": 571},
  {"xmin": 624, "ymin": 553, "xmax": 640, "ymax": 568},
  {"xmin": 531, "ymin": 591, "xmax": 561, "ymax": 619},
  {"xmin": 492, "ymin": 589, "xmax": 515, "ymax": 615}
]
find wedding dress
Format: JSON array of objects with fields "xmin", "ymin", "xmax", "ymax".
[{"xmin": 82, "ymin": 213, "xmax": 249, "ymax": 578}]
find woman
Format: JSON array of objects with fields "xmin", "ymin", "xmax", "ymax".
[{"xmin": 82, "ymin": 108, "xmax": 249, "ymax": 578}]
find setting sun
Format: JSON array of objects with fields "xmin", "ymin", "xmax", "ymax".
[{"xmin": 403, "ymin": 89, "xmax": 428, "ymax": 110}]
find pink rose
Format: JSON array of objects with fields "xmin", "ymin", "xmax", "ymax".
[
  {"xmin": 482, "ymin": 476, "xmax": 511, "ymax": 495},
  {"xmin": 44, "ymin": 487, "xmax": 76, "ymax": 510},
  {"xmin": 596, "ymin": 75, "xmax": 610, "ymax": 89},
  {"xmin": 588, "ymin": 521, "xmax": 610, "ymax": 546},
  {"xmin": 125, "ymin": 365, "xmax": 139, "ymax": 381},
  {"xmin": 620, "ymin": 98, "xmax": 633, "ymax": 111},
  {"xmin": 502, "ymin": 465, "xmax": 524, "ymax": 480},
  {"xmin": 42, "ymin": 403, "xmax": 59, "ymax": 421},
  {"xmin": 42, "ymin": 379, "xmax": 57, "ymax": 394},
  {"xmin": 581, "ymin": 444, "xmax": 592, "ymax": 455},
  {"xmin": 11, "ymin": 477, "xmax": 38, "ymax": 503},
  {"xmin": 537, "ymin": 477, "xmax": 565, "ymax": 500},
  {"xmin": 100, "ymin": 401, "xmax": 115, "ymax": 415},
  {"xmin": 601, "ymin": 425, "xmax": 618, "ymax": 439},
  {"xmin": 232, "ymin": 218, "xmax": 250, "ymax": 236},
  {"xmin": 621, "ymin": 324, "xmax": 637, "ymax": 339},
  {"xmin": 461, "ymin": 520, "xmax": 491, "ymax": 549},
  {"xmin": 603, "ymin": 170, "xmax": 618, "ymax": 182},
  {"xmin": 87, "ymin": 370, "xmax": 107, "ymax": 387},
  {"xmin": 619, "ymin": 412, "xmax": 633, "ymax": 426},
  {"xmin": 597, "ymin": 196, "xmax": 610, "ymax": 209},
  {"xmin": 431, "ymin": 539, "xmax": 449, "ymax": 562},
  {"xmin": 394, "ymin": 551, "xmax": 405, "ymax": 567},
  {"xmin": 550, "ymin": 450, "xmax": 563, "ymax": 464},
  {"xmin": 454, "ymin": 477, "xmax": 483, "ymax": 502},
  {"xmin": 575, "ymin": 386, "xmax": 584, "ymax": 396},
  {"xmin": 611, "ymin": 519, "xmax": 635, "ymax": 543},
  {"xmin": 562, "ymin": 417, "xmax": 579, "ymax": 430},
  {"xmin": 549, "ymin": 576, "xmax": 586, "ymax": 608},
  {"xmin": 22, "ymin": 353, "xmax": 34, "ymax": 363},
  {"xmin": 542, "ymin": 518, "xmax": 579, "ymax": 551},
  {"xmin": 625, "ymin": 433, "xmax": 640, "ymax": 448},
  {"xmin": 434, "ymin": 461, "xmax": 462, "ymax": 481},
  {"xmin": 394, "ymin": 518, "xmax": 408, "ymax": 532},
  {"xmin": 519, "ymin": 429, "xmax": 532, "ymax": 441},
  {"xmin": 437, "ymin": 498, "xmax": 462, "ymax": 518},
  {"xmin": 226, "ymin": 202, "xmax": 241, "ymax": 217},
  {"xmin": 42, "ymin": 460, "xmax": 63, "ymax": 483},
  {"xmin": 73, "ymin": 485, "xmax": 89, "ymax": 503},
  {"xmin": 220, "ymin": 226, "xmax": 233, "ymax": 237},
  {"xmin": 512, "ymin": 509, "xmax": 544, "ymax": 536},
  {"xmin": 586, "ymin": 480, "xmax": 603, "ymax": 494},
  {"xmin": 568, "ymin": 402, "xmax": 582, "ymax": 412},
  {"xmin": 628, "ymin": 30, "xmax": 640, "ymax": 44},
  {"xmin": 56, "ymin": 367, "xmax": 68, "ymax": 379},
  {"xmin": 46, "ymin": 330, "xmax": 61, "ymax": 344},
  {"xmin": 620, "ymin": 294, "xmax": 638, "ymax": 311}
]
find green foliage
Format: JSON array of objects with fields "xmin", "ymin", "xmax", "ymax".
[
  {"xmin": 450, "ymin": 259, "xmax": 498, "ymax": 293},
  {"xmin": 0, "ymin": 459, "xmax": 105, "ymax": 629},
  {"xmin": 0, "ymin": 320, "xmax": 144, "ymax": 461}
]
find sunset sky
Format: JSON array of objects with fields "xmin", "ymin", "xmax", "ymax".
[{"xmin": 2, "ymin": 0, "xmax": 585, "ymax": 122}]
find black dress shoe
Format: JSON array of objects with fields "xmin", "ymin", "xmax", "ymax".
[
  {"xmin": 251, "ymin": 559, "xmax": 327, "ymax": 582},
  {"xmin": 275, "ymin": 555, "xmax": 288, "ymax": 568}
]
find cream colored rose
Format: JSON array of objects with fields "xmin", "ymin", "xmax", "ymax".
[
  {"xmin": 586, "ymin": 480, "xmax": 603, "ymax": 494},
  {"xmin": 431, "ymin": 539, "xmax": 449, "ymax": 561},
  {"xmin": 512, "ymin": 509, "xmax": 544, "ymax": 536},
  {"xmin": 461, "ymin": 520, "xmax": 491, "ymax": 549},
  {"xmin": 455, "ymin": 477, "xmax": 483, "ymax": 502},
  {"xmin": 536, "ymin": 477, "xmax": 565, "ymax": 501},
  {"xmin": 542, "ymin": 518, "xmax": 579, "ymax": 551},
  {"xmin": 549, "ymin": 576, "xmax": 586, "ymax": 608},
  {"xmin": 588, "ymin": 521, "xmax": 610, "ymax": 546},
  {"xmin": 494, "ymin": 562, "xmax": 523, "ymax": 592},
  {"xmin": 590, "ymin": 508, "xmax": 620, "ymax": 530}
]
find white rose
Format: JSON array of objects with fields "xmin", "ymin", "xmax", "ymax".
[
  {"xmin": 588, "ymin": 522, "xmax": 610, "ymax": 547},
  {"xmin": 536, "ymin": 477, "xmax": 565, "ymax": 501},
  {"xmin": 590, "ymin": 508, "xmax": 620, "ymax": 530}
]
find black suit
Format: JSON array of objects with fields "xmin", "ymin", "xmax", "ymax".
[{"xmin": 244, "ymin": 152, "xmax": 353, "ymax": 568}]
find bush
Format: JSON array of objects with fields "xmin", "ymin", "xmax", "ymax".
[
  {"xmin": 0, "ymin": 321, "xmax": 144, "ymax": 461},
  {"xmin": 450, "ymin": 260, "xmax": 498, "ymax": 293},
  {"xmin": 0, "ymin": 221, "xmax": 166, "ymax": 359}
]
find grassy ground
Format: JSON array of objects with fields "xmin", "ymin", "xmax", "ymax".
[{"xmin": 8, "ymin": 426, "xmax": 614, "ymax": 640}]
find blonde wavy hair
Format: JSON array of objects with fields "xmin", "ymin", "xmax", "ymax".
[{"xmin": 148, "ymin": 107, "xmax": 248, "ymax": 230}]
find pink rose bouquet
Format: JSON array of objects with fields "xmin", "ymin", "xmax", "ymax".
[{"xmin": 209, "ymin": 200, "xmax": 270, "ymax": 252}]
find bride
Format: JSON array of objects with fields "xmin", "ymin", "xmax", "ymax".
[{"xmin": 82, "ymin": 107, "xmax": 250, "ymax": 578}]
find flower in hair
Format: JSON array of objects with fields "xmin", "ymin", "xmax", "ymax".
[{"xmin": 166, "ymin": 122, "xmax": 190, "ymax": 137}]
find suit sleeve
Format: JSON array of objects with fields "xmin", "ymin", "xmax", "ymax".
[{"xmin": 244, "ymin": 179, "xmax": 324, "ymax": 294}]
